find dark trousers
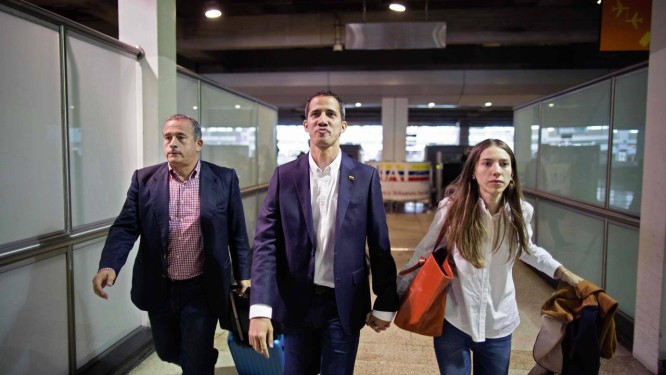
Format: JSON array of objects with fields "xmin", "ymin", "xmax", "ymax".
[
  {"xmin": 283, "ymin": 286, "xmax": 361, "ymax": 375},
  {"xmin": 147, "ymin": 275, "xmax": 218, "ymax": 375}
]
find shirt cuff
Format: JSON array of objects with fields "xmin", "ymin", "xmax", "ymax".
[
  {"xmin": 372, "ymin": 309, "xmax": 396, "ymax": 322},
  {"xmin": 249, "ymin": 304, "xmax": 272, "ymax": 319}
]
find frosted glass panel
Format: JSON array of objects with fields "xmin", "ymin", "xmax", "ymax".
[
  {"xmin": 536, "ymin": 201, "xmax": 603, "ymax": 285},
  {"xmin": 0, "ymin": 10, "xmax": 64, "ymax": 244},
  {"xmin": 257, "ymin": 104, "xmax": 278, "ymax": 184},
  {"xmin": 514, "ymin": 105, "xmax": 540, "ymax": 189},
  {"xmin": 177, "ymin": 73, "xmax": 199, "ymax": 119},
  {"xmin": 201, "ymin": 84, "xmax": 258, "ymax": 187},
  {"xmin": 540, "ymin": 81, "xmax": 611, "ymax": 206},
  {"xmin": 606, "ymin": 223, "xmax": 638, "ymax": 318},
  {"xmin": 67, "ymin": 33, "xmax": 140, "ymax": 226},
  {"xmin": 609, "ymin": 69, "xmax": 647, "ymax": 214},
  {"xmin": 74, "ymin": 238, "xmax": 142, "ymax": 368},
  {"xmin": 0, "ymin": 253, "xmax": 68, "ymax": 374}
]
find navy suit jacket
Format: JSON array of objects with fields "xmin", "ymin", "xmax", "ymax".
[
  {"xmin": 99, "ymin": 161, "xmax": 251, "ymax": 325},
  {"xmin": 251, "ymin": 153, "xmax": 399, "ymax": 334}
]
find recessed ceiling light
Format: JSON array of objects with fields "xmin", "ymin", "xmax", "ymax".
[
  {"xmin": 484, "ymin": 102, "xmax": 492, "ymax": 107},
  {"xmin": 428, "ymin": 102, "xmax": 435, "ymax": 108},
  {"xmin": 234, "ymin": 104, "xmax": 241, "ymax": 109},
  {"xmin": 389, "ymin": 3, "xmax": 406, "ymax": 12},
  {"xmin": 193, "ymin": 105, "xmax": 198, "ymax": 110},
  {"xmin": 355, "ymin": 102, "xmax": 362, "ymax": 107},
  {"xmin": 205, "ymin": 2, "xmax": 222, "ymax": 18},
  {"xmin": 548, "ymin": 103, "xmax": 555, "ymax": 107}
]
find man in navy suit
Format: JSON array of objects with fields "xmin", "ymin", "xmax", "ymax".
[
  {"xmin": 248, "ymin": 91, "xmax": 399, "ymax": 374},
  {"xmin": 92, "ymin": 114, "xmax": 251, "ymax": 374}
]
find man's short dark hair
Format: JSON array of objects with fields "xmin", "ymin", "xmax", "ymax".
[
  {"xmin": 164, "ymin": 114, "xmax": 202, "ymax": 140},
  {"xmin": 304, "ymin": 90, "xmax": 346, "ymax": 121}
]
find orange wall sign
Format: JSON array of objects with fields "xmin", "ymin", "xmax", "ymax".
[{"xmin": 600, "ymin": 0, "xmax": 651, "ymax": 51}]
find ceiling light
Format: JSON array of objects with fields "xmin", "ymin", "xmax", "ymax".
[
  {"xmin": 389, "ymin": 2, "xmax": 406, "ymax": 12},
  {"xmin": 548, "ymin": 103, "xmax": 555, "ymax": 107},
  {"xmin": 355, "ymin": 102, "xmax": 362, "ymax": 107},
  {"xmin": 234, "ymin": 104, "xmax": 241, "ymax": 109},
  {"xmin": 484, "ymin": 101, "xmax": 492, "ymax": 107},
  {"xmin": 333, "ymin": 41, "xmax": 344, "ymax": 52},
  {"xmin": 204, "ymin": 2, "xmax": 222, "ymax": 18},
  {"xmin": 428, "ymin": 102, "xmax": 435, "ymax": 108}
]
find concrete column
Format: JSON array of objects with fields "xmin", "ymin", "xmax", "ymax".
[
  {"xmin": 118, "ymin": 0, "xmax": 177, "ymax": 167},
  {"xmin": 381, "ymin": 97, "xmax": 408, "ymax": 161},
  {"xmin": 634, "ymin": 1, "xmax": 666, "ymax": 373}
]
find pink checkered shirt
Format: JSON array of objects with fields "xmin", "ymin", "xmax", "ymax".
[{"xmin": 166, "ymin": 161, "xmax": 204, "ymax": 280}]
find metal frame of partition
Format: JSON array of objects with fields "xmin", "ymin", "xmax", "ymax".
[{"xmin": 515, "ymin": 61, "xmax": 648, "ymax": 349}]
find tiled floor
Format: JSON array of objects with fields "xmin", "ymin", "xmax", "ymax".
[{"xmin": 130, "ymin": 210, "xmax": 652, "ymax": 375}]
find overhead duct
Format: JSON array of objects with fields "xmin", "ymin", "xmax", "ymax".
[{"xmin": 345, "ymin": 22, "xmax": 446, "ymax": 50}]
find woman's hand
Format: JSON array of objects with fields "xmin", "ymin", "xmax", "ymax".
[{"xmin": 556, "ymin": 266, "xmax": 583, "ymax": 286}]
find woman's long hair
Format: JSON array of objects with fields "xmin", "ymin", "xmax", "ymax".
[{"xmin": 440, "ymin": 139, "xmax": 529, "ymax": 268}]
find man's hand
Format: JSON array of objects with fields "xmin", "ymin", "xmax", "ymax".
[
  {"xmin": 92, "ymin": 269, "xmax": 117, "ymax": 299},
  {"xmin": 239, "ymin": 279, "xmax": 251, "ymax": 295},
  {"xmin": 248, "ymin": 317, "xmax": 273, "ymax": 358},
  {"xmin": 365, "ymin": 313, "xmax": 391, "ymax": 333}
]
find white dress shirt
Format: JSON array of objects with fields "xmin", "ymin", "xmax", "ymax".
[
  {"xmin": 396, "ymin": 198, "xmax": 561, "ymax": 342},
  {"xmin": 309, "ymin": 152, "xmax": 341, "ymax": 287}
]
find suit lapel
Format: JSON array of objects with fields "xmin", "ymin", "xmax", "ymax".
[
  {"xmin": 294, "ymin": 155, "xmax": 315, "ymax": 247},
  {"xmin": 148, "ymin": 163, "xmax": 170, "ymax": 251},
  {"xmin": 199, "ymin": 161, "xmax": 219, "ymax": 223},
  {"xmin": 336, "ymin": 154, "xmax": 356, "ymax": 233}
]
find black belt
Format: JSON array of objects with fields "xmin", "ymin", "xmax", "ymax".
[{"xmin": 313, "ymin": 284, "xmax": 335, "ymax": 296}]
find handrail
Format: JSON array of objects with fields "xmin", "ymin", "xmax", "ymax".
[
  {"xmin": 514, "ymin": 61, "xmax": 648, "ymax": 111},
  {"xmin": 177, "ymin": 66, "xmax": 279, "ymax": 111},
  {"xmin": 522, "ymin": 188, "xmax": 639, "ymax": 227},
  {"xmin": 0, "ymin": 0, "xmax": 143, "ymax": 58},
  {"xmin": 0, "ymin": 183, "xmax": 270, "ymax": 268}
]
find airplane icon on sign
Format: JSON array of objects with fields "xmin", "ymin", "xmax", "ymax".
[
  {"xmin": 627, "ymin": 12, "xmax": 644, "ymax": 29},
  {"xmin": 612, "ymin": 0, "xmax": 629, "ymax": 17}
]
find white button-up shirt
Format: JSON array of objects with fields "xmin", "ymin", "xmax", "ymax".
[
  {"xmin": 397, "ymin": 198, "xmax": 561, "ymax": 342},
  {"xmin": 309, "ymin": 152, "xmax": 341, "ymax": 287}
]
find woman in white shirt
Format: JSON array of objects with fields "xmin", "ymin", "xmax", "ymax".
[{"xmin": 396, "ymin": 139, "xmax": 582, "ymax": 375}]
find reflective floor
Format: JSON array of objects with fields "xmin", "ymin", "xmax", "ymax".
[{"xmin": 129, "ymin": 207, "xmax": 651, "ymax": 375}]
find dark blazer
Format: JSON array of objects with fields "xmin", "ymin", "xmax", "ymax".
[
  {"xmin": 251, "ymin": 153, "xmax": 399, "ymax": 334},
  {"xmin": 99, "ymin": 161, "xmax": 251, "ymax": 325}
]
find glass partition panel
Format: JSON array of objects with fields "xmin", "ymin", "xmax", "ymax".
[
  {"xmin": 0, "ymin": 253, "xmax": 68, "ymax": 374},
  {"xmin": 201, "ymin": 84, "xmax": 258, "ymax": 187},
  {"xmin": 257, "ymin": 104, "xmax": 277, "ymax": 183},
  {"xmin": 0, "ymin": 10, "xmax": 64, "ymax": 244},
  {"xmin": 514, "ymin": 104, "xmax": 540, "ymax": 189},
  {"xmin": 73, "ymin": 238, "xmax": 141, "ymax": 368},
  {"xmin": 540, "ymin": 81, "xmax": 611, "ymax": 206},
  {"xmin": 536, "ymin": 201, "xmax": 604, "ymax": 285},
  {"xmin": 176, "ymin": 73, "xmax": 199, "ymax": 120},
  {"xmin": 609, "ymin": 69, "xmax": 647, "ymax": 214},
  {"xmin": 606, "ymin": 223, "xmax": 638, "ymax": 318},
  {"xmin": 67, "ymin": 33, "xmax": 140, "ymax": 226}
]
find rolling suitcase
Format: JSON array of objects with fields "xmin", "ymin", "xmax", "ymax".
[{"xmin": 227, "ymin": 331, "xmax": 285, "ymax": 375}]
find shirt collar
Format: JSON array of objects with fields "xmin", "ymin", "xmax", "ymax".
[
  {"xmin": 308, "ymin": 151, "xmax": 342, "ymax": 176},
  {"xmin": 168, "ymin": 160, "xmax": 201, "ymax": 182}
]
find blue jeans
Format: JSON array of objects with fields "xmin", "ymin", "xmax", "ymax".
[
  {"xmin": 148, "ymin": 276, "xmax": 218, "ymax": 375},
  {"xmin": 434, "ymin": 319, "xmax": 512, "ymax": 375},
  {"xmin": 283, "ymin": 287, "xmax": 360, "ymax": 375}
]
